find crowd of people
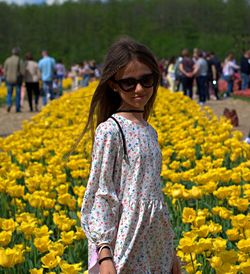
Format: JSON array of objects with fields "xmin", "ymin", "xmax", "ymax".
[
  {"xmin": 1, "ymin": 47, "xmax": 100, "ymax": 113},
  {"xmin": 1, "ymin": 46, "xmax": 250, "ymax": 112},
  {"xmin": 160, "ymin": 49, "xmax": 250, "ymax": 105}
]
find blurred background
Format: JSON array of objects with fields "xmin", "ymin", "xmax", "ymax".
[{"xmin": 0, "ymin": 0, "xmax": 250, "ymax": 66}]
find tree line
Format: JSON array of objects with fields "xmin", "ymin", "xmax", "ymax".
[{"xmin": 0, "ymin": 0, "xmax": 250, "ymax": 67}]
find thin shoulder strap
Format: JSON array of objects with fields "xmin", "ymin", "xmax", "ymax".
[{"xmin": 110, "ymin": 116, "xmax": 129, "ymax": 162}]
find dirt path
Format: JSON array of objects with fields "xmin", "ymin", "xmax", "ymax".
[
  {"xmin": 0, "ymin": 99, "xmax": 40, "ymax": 137},
  {"xmin": 0, "ymin": 95, "xmax": 249, "ymax": 138},
  {"xmin": 205, "ymin": 97, "xmax": 250, "ymax": 138}
]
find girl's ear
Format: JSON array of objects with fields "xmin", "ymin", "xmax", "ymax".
[{"xmin": 108, "ymin": 80, "xmax": 117, "ymax": 91}]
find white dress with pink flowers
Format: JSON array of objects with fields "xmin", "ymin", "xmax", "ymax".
[{"xmin": 81, "ymin": 114, "xmax": 174, "ymax": 274}]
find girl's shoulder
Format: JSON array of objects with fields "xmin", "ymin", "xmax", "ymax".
[
  {"xmin": 148, "ymin": 124, "xmax": 158, "ymax": 139},
  {"xmin": 95, "ymin": 117, "xmax": 120, "ymax": 139}
]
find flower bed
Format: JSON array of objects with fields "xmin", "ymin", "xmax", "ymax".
[{"xmin": 0, "ymin": 82, "xmax": 249, "ymax": 273}]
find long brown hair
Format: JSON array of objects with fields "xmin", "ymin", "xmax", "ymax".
[{"xmin": 68, "ymin": 37, "xmax": 160, "ymax": 155}]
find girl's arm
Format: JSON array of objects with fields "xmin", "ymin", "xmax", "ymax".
[{"xmin": 81, "ymin": 122, "xmax": 121, "ymax": 272}]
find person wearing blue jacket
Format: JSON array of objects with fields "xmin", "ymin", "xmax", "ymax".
[{"xmin": 38, "ymin": 50, "xmax": 56, "ymax": 106}]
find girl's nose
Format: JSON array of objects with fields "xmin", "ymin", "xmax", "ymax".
[{"xmin": 134, "ymin": 82, "xmax": 144, "ymax": 93}]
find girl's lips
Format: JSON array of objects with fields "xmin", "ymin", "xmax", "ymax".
[{"xmin": 132, "ymin": 96, "xmax": 145, "ymax": 99}]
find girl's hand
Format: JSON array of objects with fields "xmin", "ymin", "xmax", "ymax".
[
  {"xmin": 172, "ymin": 252, "xmax": 181, "ymax": 274},
  {"xmin": 98, "ymin": 246, "xmax": 117, "ymax": 274},
  {"xmin": 99, "ymin": 259, "xmax": 117, "ymax": 274}
]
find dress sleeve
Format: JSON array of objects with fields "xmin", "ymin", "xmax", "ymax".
[{"xmin": 81, "ymin": 121, "xmax": 121, "ymax": 247}]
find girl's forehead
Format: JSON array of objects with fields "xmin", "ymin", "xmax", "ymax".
[{"xmin": 115, "ymin": 60, "xmax": 152, "ymax": 79}]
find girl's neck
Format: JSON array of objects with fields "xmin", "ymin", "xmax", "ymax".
[{"xmin": 116, "ymin": 111, "xmax": 145, "ymax": 123}]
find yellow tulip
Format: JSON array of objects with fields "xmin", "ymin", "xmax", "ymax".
[
  {"xmin": 178, "ymin": 237, "xmax": 197, "ymax": 254},
  {"xmin": 212, "ymin": 207, "xmax": 232, "ymax": 220},
  {"xmin": 196, "ymin": 238, "xmax": 212, "ymax": 253},
  {"xmin": 41, "ymin": 252, "xmax": 61, "ymax": 269},
  {"xmin": 219, "ymin": 250, "xmax": 238, "ymax": 264},
  {"xmin": 232, "ymin": 198, "xmax": 249, "ymax": 212},
  {"xmin": 58, "ymin": 193, "xmax": 76, "ymax": 210},
  {"xmin": 73, "ymin": 185, "xmax": 86, "ymax": 197},
  {"xmin": 53, "ymin": 212, "xmax": 76, "ymax": 231},
  {"xmin": 193, "ymin": 215, "xmax": 206, "ymax": 227},
  {"xmin": 61, "ymin": 231, "xmax": 75, "ymax": 245},
  {"xmin": 189, "ymin": 186, "xmax": 203, "ymax": 199},
  {"xmin": 226, "ymin": 228, "xmax": 240, "ymax": 241},
  {"xmin": 212, "ymin": 238, "xmax": 227, "ymax": 252},
  {"xmin": 231, "ymin": 214, "xmax": 250, "ymax": 229},
  {"xmin": 1, "ymin": 218, "xmax": 16, "ymax": 232},
  {"xmin": 238, "ymin": 251, "xmax": 249, "ymax": 263},
  {"xmin": 0, "ymin": 245, "xmax": 24, "ymax": 267},
  {"xmin": 6, "ymin": 185, "xmax": 24, "ymax": 198},
  {"xmin": 59, "ymin": 260, "xmax": 82, "ymax": 274},
  {"xmin": 0, "ymin": 231, "xmax": 12, "ymax": 246},
  {"xmin": 239, "ymin": 259, "xmax": 250, "ymax": 274},
  {"xmin": 210, "ymin": 256, "xmax": 222, "ymax": 269},
  {"xmin": 208, "ymin": 221, "xmax": 222, "ymax": 234},
  {"xmin": 34, "ymin": 236, "xmax": 51, "ymax": 253},
  {"xmin": 182, "ymin": 207, "xmax": 196, "ymax": 224},
  {"xmin": 56, "ymin": 184, "xmax": 69, "ymax": 195},
  {"xmin": 184, "ymin": 261, "xmax": 201, "ymax": 273},
  {"xmin": 18, "ymin": 221, "xmax": 37, "ymax": 239},
  {"xmin": 75, "ymin": 226, "xmax": 86, "ymax": 240},
  {"xmin": 195, "ymin": 225, "xmax": 209, "ymax": 238},
  {"xmin": 29, "ymin": 268, "xmax": 44, "ymax": 274},
  {"xmin": 237, "ymin": 239, "xmax": 250, "ymax": 253},
  {"xmin": 48, "ymin": 242, "xmax": 65, "ymax": 256},
  {"xmin": 34, "ymin": 225, "xmax": 53, "ymax": 238}
]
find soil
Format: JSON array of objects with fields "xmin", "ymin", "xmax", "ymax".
[
  {"xmin": 205, "ymin": 97, "xmax": 250, "ymax": 138},
  {"xmin": 0, "ymin": 94, "xmax": 249, "ymax": 139}
]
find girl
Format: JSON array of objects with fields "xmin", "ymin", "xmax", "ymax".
[{"xmin": 81, "ymin": 37, "xmax": 181, "ymax": 274}]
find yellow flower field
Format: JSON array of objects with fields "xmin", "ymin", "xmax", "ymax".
[
  {"xmin": 0, "ymin": 84, "xmax": 6, "ymax": 101},
  {"xmin": 0, "ymin": 82, "xmax": 249, "ymax": 273}
]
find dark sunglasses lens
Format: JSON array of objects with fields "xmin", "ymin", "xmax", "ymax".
[
  {"xmin": 119, "ymin": 78, "xmax": 137, "ymax": 91},
  {"xmin": 141, "ymin": 74, "xmax": 155, "ymax": 87}
]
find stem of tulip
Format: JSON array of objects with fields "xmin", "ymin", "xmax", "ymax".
[{"xmin": 190, "ymin": 252, "xmax": 195, "ymax": 272}]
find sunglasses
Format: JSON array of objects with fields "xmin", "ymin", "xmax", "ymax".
[{"xmin": 112, "ymin": 73, "xmax": 157, "ymax": 92}]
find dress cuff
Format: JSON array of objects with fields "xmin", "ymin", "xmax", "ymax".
[{"xmin": 89, "ymin": 248, "xmax": 99, "ymax": 273}]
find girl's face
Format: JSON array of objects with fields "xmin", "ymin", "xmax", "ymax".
[{"xmin": 111, "ymin": 59, "xmax": 155, "ymax": 110}]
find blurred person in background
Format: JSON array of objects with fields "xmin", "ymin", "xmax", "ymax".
[
  {"xmin": 24, "ymin": 52, "xmax": 40, "ymax": 112},
  {"xmin": 4, "ymin": 47, "xmax": 24, "ymax": 112},
  {"xmin": 179, "ymin": 48, "xmax": 194, "ymax": 99},
  {"xmin": 55, "ymin": 59, "xmax": 66, "ymax": 96},
  {"xmin": 166, "ymin": 56, "xmax": 176, "ymax": 91},
  {"xmin": 174, "ymin": 54, "xmax": 183, "ymax": 91},
  {"xmin": 89, "ymin": 60, "xmax": 97, "ymax": 80},
  {"xmin": 240, "ymin": 50, "xmax": 250, "ymax": 91},
  {"xmin": 222, "ymin": 53, "xmax": 239, "ymax": 98},
  {"xmin": 81, "ymin": 61, "xmax": 92, "ymax": 87},
  {"xmin": 70, "ymin": 63, "xmax": 80, "ymax": 90},
  {"xmin": 89, "ymin": 60, "xmax": 101, "ymax": 81},
  {"xmin": 193, "ymin": 49, "xmax": 208, "ymax": 105},
  {"xmin": 38, "ymin": 50, "xmax": 56, "ymax": 105},
  {"xmin": 206, "ymin": 52, "xmax": 221, "ymax": 100}
]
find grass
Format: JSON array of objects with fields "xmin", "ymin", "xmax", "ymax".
[
  {"xmin": 0, "ymin": 97, "xmax": 5, "ymax": 108},
  {"xmin": 232, "ymin": 94, "xmax": 250, "ymax": 103}
]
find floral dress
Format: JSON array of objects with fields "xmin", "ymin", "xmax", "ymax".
[{"xmin": 81, "ymin": 114, "xmax": 174, "ymax": 274}]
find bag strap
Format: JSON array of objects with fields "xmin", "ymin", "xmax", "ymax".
[
  {"xmin": 110, "ymin": 116, "xmax": 129, "ymax": 163},
  {"xmin": 18, "ymin": 58, "xmax": 20, "ymax": 72}
]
